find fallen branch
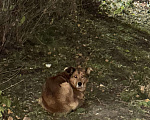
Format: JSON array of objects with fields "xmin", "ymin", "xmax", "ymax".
[
  {"xmin": 0, "ymin": 66, "xmax": 23, "ymax": 85},
  {"xmin": 2, "ymin": 79, "xmax": 24, "ymax": 91}
]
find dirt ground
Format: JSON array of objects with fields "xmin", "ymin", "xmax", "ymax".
[{"xmin": 0, "ymin": 13, "xmax": 150, "ymax": 120}]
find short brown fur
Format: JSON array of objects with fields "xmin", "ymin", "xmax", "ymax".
[{"xmin": 40, "ymin": 67, "xmax": 91, "ymax": 113}]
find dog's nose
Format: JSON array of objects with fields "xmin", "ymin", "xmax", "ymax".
[{"xmin": 78, "ymin": 82, "xmax": 82, "ymax": 87}]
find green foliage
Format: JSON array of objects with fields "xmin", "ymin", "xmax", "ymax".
[
  {"xmin": 19, "ymin": 16, "xmax": 26, "ymax": 26},
  {"xmin": 0, "ymin": 90, "xmax": 11, "ymax": 118},
  {"xmin": 0, "ymin": 0, "xmax": 77, "ymax": 46},
  {"xmin": 0, "ymin": 107, "xmax": 4, "ymax": 117},
  {"xmin": 138, "ymin": 100, "xmax": 150, "ymax": 107},
  {"xmin": 120, "ymin": 90, "xmax": 137, "ymax": 102},
  {"xmin": 130, "ymin": 99, "xmax": 150, "ymax": 112},
  {"xmin": 76, "ymin": 108, "xmax": 86, "ymax": 113},
  {"xmin": 99, "ymin": 0, "xmax": 133, "ymax": 16}
]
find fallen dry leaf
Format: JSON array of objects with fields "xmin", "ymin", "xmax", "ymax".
[
  {"xmin": 23, "ymin": 117, "xmax": 31, "ymax": 120},
  {"xmin": 8, "ymin": 109, "xmax": 13, "ymax": 114},
  {"xmin": 102, "ymin": 89, "xmax": 105, "ymax": 92},
  {"xmin": 16, "ymin": 115, "xmax": 20, "ymax": 119},
  {"xmin": 99, "ymin": 84, "xmax": 105, "ymax": 87},
  {"xmin": 8, "ymin": 116, "xmax": 13, "ymax": 120},
  {"xmin": 105, "ymin": 59, "xmax": 109, "ymax": 62},
  {"xmin": 136, "ymin": 95, "xmax": 140, "ymax": 98},
  {"xmin": 38, "ymin": 98, "xmax": 42, "ymax": 104},
  {"xmin": 12, "ymin": 106, "xmax": 16, "ymax": 108},
  {"xmin": 47, "ymin": 52, "xmax": 51, "ymax": 55},
  {"xmin": 140, "ymin": 86, "xmax": 145, "ymax": 93},
  {"xmin": 78, "ymin": 53, "xmax": 82, "ymax": 56},
  {"xmin": 145, "ymin": 99, "xmax": 150, "ymax": 102},
  {"xmin": 87, "ymin": 67, "xmax": 93, "ymax": 75},
  {"xmin": 2, "ymin": 104, "xmax": 6, "ymax": 107}
]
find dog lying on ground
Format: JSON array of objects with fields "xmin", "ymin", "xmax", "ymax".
[{"xmin": 39, "ymin": 67, "xmax": 92, "ymax": 113}]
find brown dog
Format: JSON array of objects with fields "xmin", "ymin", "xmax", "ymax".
[{"xmin": 39, "ymin": 67, "xmax": 92, "ymax": 113}]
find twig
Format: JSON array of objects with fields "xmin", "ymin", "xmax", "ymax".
[
  {"xmin": 0, "ymin": 70, "xmax": 20, "ymax": 85},
  {"xmin": 30, "ymin": 12, "xmax": 44, "ymax": 34},
  {"xmin": 0, "ymin": 57, "xmax": 26, "ymax": 75},
  {"xmin": 0, "ymin": 68, "xmax": 19, "ymax": 75},
  {"xmin": 35, "ymin": 35, "xmax": 46, "ymax": 45},
  {"xmin": 0, "ymin": 26, "xmax": 7, "ymax": 54},
  {"xmin": 2, "ymin": 79, "xmax": 24, "ymax": 91},
  {"xmin": 96, "ymin": 97, "xmax": 101, "ymax": 103},
  {"xmin": 0, "ymin": 66, "xmax": 23, "ymax": 85}
]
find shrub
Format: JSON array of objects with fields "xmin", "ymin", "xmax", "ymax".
[
  {"xmin": 99, "ymin": 0, "xmax": 133, "ymax": 16},
  {"xmin": 0, "ymin": 90, "xmax": 11, "ymax": 118},
  {"xmin": 0, "ymin": 0, "xmax": 77, "ymax": 52}
]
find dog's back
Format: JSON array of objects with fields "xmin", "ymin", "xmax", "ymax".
[{"xmin": 41, "ymin": 70, "xmax": 72, "ymax": 113}]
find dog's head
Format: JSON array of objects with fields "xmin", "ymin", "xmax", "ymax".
[{"xmin": 65, "ymin": 67, "xmax": 92, "ymax": 92}]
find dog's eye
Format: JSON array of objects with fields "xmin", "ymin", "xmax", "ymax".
[{"xmin": 74, "ymin": 76, "xmax": 77, "ymax": 78}]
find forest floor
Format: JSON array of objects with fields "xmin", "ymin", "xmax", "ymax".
[{"xmin": 0, "ymin": 5, "xmax": 150, "ymax": 120}]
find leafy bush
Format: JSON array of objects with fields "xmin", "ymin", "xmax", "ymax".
[
  {"xmin": 99, "ymin": 0, "xmax": 133, "ymax": 16},
  {"xmin": 0, "ymin": 90, "xmax": 11, "ymax": 118},
  {"xmin": 138, "ymin": 99, "xmax": 150, "ymax": 107},
  {"xmin": 0, "ymin": 0, "xmax": 77, "ymax": 51}
]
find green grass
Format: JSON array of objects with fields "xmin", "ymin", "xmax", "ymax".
[{"xmin": 0, "ymin": 15, "xmax": 150, "ymax": 119}]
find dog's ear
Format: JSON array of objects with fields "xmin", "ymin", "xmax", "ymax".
[
  {"xmin": 86, "ymin": 67, "xmax": 93, "ymax": 75},
  {"xmin": 64, "ymin": 67, "xmax": 76, "ymax": 75}
]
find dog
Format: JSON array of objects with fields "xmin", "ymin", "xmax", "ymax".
[{"xmin": 39, "ymin": 67, "xmax": 92, "ymax": 113}]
